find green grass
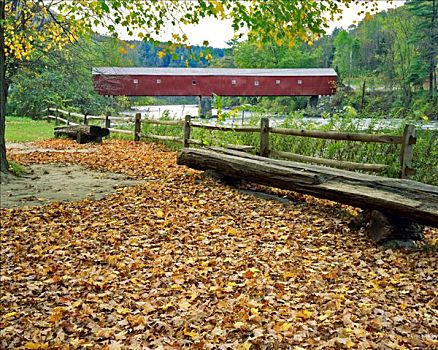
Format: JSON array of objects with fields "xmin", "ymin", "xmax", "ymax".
[
  {"xmin": 8, "ymin": 160, "xmax": 28, "ymax": 176},
  {"xmin": 5, "ymin": 116, "xmax": 54, "ymax": 142}
]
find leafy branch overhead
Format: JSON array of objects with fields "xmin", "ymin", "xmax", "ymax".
[{"xmin": 4, "ymin": 0, "xmax": 388, "ymax": 63}]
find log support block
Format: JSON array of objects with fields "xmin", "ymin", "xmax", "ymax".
[
  {"xmin": 55, "ymin": 125, "xmax": 109, "ymax": 144},
  {"xmin": 350, "ymin": 210, "xmax": 424, "ymax": 247}
]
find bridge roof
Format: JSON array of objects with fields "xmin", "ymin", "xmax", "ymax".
[{"xmin": 92, "ymin": 67, "xmax": 337, "ymax": 77}]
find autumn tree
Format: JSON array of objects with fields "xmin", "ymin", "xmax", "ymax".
[
  {"xmin": 0, "ymin": 0, "xmax": 382, "ymax": 175},
  {"xmin": 7, "ymin": 35, "xmax": 138, "ymax": 118}
]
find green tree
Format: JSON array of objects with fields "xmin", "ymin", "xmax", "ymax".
[
  {"xmin": 315, "ymin": 35, "xmax": 335, "ymax": 68},
  {"xmin": 353, "ymin": 12, "xmax": 387, "ymax": 74},
  {"xmin": 333, "ymin": 30, "xmax": 360, "ymax": 86},
  {"xmin": 384, "ymin": 7, "xmax": 420, "ymax": 104},
  {"xmin": 234, "ymin": 41, "xmax": 322, "ymax": 69},
  {"xmin": 406, "ymin": 0, "xmax": 437, "ymax": 99},
  {"xmin": 7, "ymin": 35, "xmax": 137, "ymax": 117}
]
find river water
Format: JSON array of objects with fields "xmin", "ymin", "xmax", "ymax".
[{"xmin": 126, "ymin": 104, "xmax": 438, "ymax": 131}]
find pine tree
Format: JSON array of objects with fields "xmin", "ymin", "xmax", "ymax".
[{"xmin": 406, "ymin": 0, "xmax": 438, "ymax": 99}]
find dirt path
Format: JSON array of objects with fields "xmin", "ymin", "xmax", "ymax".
[
  {"xmin": 2, "ymin": 142, "xmax": 143, "ymax": 208},
  {"xmin": 6, "ymin": 142, "xmax": 97, "ymax": 154},
  {"xmin": 0, "ymin": 164, "xmax": 143, "ymax": 208}
]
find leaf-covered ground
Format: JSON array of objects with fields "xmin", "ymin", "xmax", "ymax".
[{"xmin": 1, "ymin": 140, "xmax": 437, "ymax": 349}]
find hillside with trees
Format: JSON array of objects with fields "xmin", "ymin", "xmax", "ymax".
[{"xmin": 215, "ymin": 1, "xmax": 437, "ymax": 118}]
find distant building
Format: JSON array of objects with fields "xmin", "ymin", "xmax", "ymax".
[{"xmin": 92, "ymin": 67, "xmax": 337, "ymax": 98}]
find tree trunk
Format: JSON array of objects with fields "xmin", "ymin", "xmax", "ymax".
[
  {"xmin": 177, "ymin": 147, "xmax": 438, "ymax": 228},
  {"xmin": 0, "ymin": 0, "xmax": 9, "ymax": 174},
  {"xmin": 429, "ymin": 61, "xmax": 435, "ymax": 100}
]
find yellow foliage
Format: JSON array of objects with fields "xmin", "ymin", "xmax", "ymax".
[
  {"xmin": 283, "ymin": 271, "xmax": 296, "ymax": 280},
  {"xmin": 297, "ymin": 309, "xmax": 313, "ymax": 319},
  {"xmin": 226, "ymin": 227, "xmax": 239, "ymax": 235},
  {"xmin": 275, "ymin": 38, "xmax": 284, "ymax": 46},
  {"xmin": 237, "ymin": 341, "xmax": 252, "ymax": 350},
  {"xmin": 24, "ymin": 343, "xmax": 49, "ymax": 350},
  {"xmin": 3, "ymin": 312, "xmax": 17, "ymax": 319},
  {"xmin": 279, "ymin": 321, "xmax": 292, "ymax": 332},
  {"xmin": 183, "ymin": 328, "xmax": 198, "ymax": 339},
  {"xmin": 364, "ymin": 12, "xmax": 373, "ymax": 22},
  {"xmin": 118, "ymin": 47, "xmax": 128, "ymax": 55},
  {"xmin": 4, "ymin": 1, "xmax": 81, "ymax": 62}
]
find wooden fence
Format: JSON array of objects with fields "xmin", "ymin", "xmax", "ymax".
[{"xmin": 46, "ymin": 108, "xmax": 416, "ymax": 178}]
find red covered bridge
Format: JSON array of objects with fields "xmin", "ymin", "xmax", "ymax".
[{"xmin": 92, "ymin": 67, "xmax": 337, "ymax": 97}]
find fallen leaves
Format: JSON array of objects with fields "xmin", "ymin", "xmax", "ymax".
[{"xmin": 1, "ymin": 139, "xmax": 437, "ymax": 349}]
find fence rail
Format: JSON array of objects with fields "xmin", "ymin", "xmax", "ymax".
[
  {"xmin": 190, "ymin": 122, "xmax": 260, "ymax": 133},
  {"xmin": 45, "ymin": 107, "xmax": 416, "ymax": 178},
  {"xmin": 270, "ymin": 127, "xmax": 403, "ymax": 144},
  {"xmin": 47, "ymin": 114, "xmax": 79, "ymax": 126},
  {"xmin": 144, "ymin": 119, "xmax": 184, "ymax": 126},
  {"xmin": 269, "ymin": 150, "xmax": 389, "ymax": 172}
]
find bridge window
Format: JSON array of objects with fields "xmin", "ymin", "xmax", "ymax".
[
  {"xmin": 276, "ymin": 80, "xmax": 281, "ymax": 85},
  {"xmin": 297, "ymin": 79, "xmax": 302, "ymax": 85},
  {"xmin": 254, "ymin": 80, "xmax": 260, "ymax": 86},
  {"xmin": 133, "ymin": 79, "xmax": 138, "ymax": 84},
  {"xmin": 156, "ymin": 79, "xmax": 161, "ymax": 84},
  {"xmin": 231, "ymin": 79, "xmax": 237, "ymax": 85},
  {"xmin": 192, "ymin": 80, "xmax": 197, "ymax": 85}
]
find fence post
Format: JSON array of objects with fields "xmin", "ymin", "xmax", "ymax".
[
  {"xmin": 55, "ymin": 108, "xmax": 59, "ymax": 125},
  {"xmin": 183, "ymin": 115, "xmax": 191, "ymax": 148},
  {"xmin": 400, "ymin": 124, "xmax": 416, "ymax": 179},
  {"xmin": 67, "ymin": 111, "xmax": 71, "ymax": 125},
  {"xmin": 260, "ymin": 117, "xmax": 270, "ymax": 157},
  {"xmin": 46, "ymin": 107, "xmax": 50, "ymax": 121},
  {"xmin": 105, "ymin": 112, "xmax": 111, "ymax": 129},
  {"xmin": 134, "ymin": 113, "xmax": 141, "ymax": 141},
  {"xmin": 83, "ymin": 112, "xmax": 88, "ymax": 125}
]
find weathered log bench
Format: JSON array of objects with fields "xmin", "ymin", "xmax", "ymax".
[
  {"xmin": 54, "ymin": 125, "xmax": 110, "ymax": 144},
  {"xmin": 177, "ymin": 147, "xmax": 438, "ymax": 245}
]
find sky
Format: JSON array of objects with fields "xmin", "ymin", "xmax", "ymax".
[{"xmin": 116, "ymin": 1, "xmax": 405, "ymax": 48}]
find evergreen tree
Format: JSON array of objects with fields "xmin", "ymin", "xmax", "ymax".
[{"xmin": 406, "ymin": 0, "xmax": 437, "ymax": 99}]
